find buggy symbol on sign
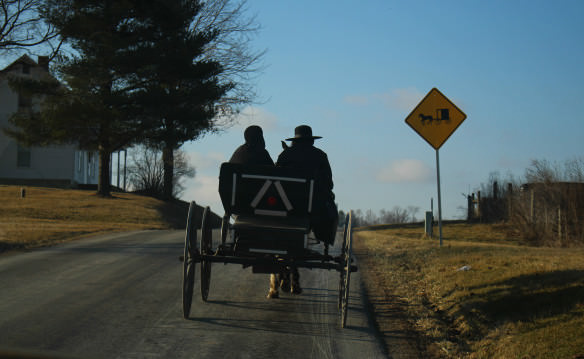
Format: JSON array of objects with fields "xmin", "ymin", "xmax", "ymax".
[{"xmin": 405, "ymin": 88, "xmax": 466, "ymax": 149}]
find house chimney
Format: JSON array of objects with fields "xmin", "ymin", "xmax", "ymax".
[{"xmin": 37, "ymin": 56, "xmax": 49, "ymax": 71}]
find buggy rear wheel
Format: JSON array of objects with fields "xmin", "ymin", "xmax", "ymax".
[
  {"xmin": 182, "ymin": 201, "xmax": 199, "ymax": 319},
  {"xmin": 338, "ymin": 213, "xmax": 350, "ymax": 310},
  {"xmin": 339, "ymin": 211, "xmax": 353, "ymax": 328},
  {"xmin": 200, "ymin": 206, "xmax": 213, "ymax": 302}
]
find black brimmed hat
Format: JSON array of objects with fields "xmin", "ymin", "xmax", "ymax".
[{"xmin": 285, "ymin": 125, "xmax": 322, "ymax": 141}]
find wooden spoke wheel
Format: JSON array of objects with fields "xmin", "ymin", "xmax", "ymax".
[
  {"xmin": 340, "ymin": 211, "xmax": 353, "ymax": 328},
  {"xmin": 182, "ymin": 201, "xmax": 199, "ymax": 319},
  {"xmin": 200, "ymin": 206, "xmax": 213, "ymax": 302},
  {"xmin": 338, "ymin": 213, "xmax": 350, "ymax": 310}
]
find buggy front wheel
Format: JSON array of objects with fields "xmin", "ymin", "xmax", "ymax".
[
  {"xmin": 339, "ymin": 211, "xmax": 353, "ymax": 328},
  {"xmin": 338, "ymin": 213, "xmax": 350, "ymax": 310}
]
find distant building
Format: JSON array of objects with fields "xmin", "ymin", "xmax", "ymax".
[{"xmin": 0, "ymin": 55, "xmax": 99, "ymax": 187}]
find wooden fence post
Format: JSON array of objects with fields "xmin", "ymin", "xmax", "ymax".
[{"xmin": 477, "ymin": 191, "xmax": 481, "ymax": 221}]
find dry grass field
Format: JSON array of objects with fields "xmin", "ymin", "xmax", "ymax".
[
  {"xmin": 354, "ymin": 222, "xmax": 584, "ymax": 358},
  {"xmin": 0, "ymin": 185, "xmax": 189, "ymax": 252}
]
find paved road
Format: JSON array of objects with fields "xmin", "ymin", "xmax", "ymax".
[{"xmin": 0, "ymin": 230, "xmax": 386, "ymax": 359}]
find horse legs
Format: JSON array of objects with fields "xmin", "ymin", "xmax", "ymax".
[
  {"xmin": 278, "ymin": 269, "xmax": 291, "ymax": 292},
  {"xmin": 267, "ymin": 273, "xmax": 280, "ymax": 299},
  {"xmin": 290, "ymin": 267, "xmax": 302, "ymax": 294}
]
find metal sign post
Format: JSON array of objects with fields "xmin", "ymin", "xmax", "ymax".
[
  {"xmin": 405, "ymin": 88, "xmax": 467, "ymax": 247},
  {"xmin": 435, "ymin": 149, "xmax": 443, "ymax": 247}
]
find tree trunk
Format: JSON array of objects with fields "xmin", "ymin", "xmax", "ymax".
[
  {"xmin": 98, "ymin": 148, "xmax": 111, "ymax": 197},
  {"xmin": 162, "ymin": 146, "xmax": 174, "ymax": 200}
]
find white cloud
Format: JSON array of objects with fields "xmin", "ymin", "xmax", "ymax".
[
  {"xmin": 188, "ymin": 151, "xmax": 226, "ymax": 171},
  {"xmin": 376, "ymin": 159, "xmax": 433, "ymax": 183},
  {"xmin": 377, "ymin": 88, "xmax": 424, "ymax": 112},
  {"xmin": 182, "ymin": 175, "xmax": 223, "ymax": 214},
  {"xmin": 232, "ymin": 106, "xmax": 279, "ymax": 132},
  {"xmin": 343, "ymin": 88, "xmax": 423, "ymax": 112}
]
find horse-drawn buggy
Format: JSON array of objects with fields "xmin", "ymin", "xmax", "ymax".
[{"xmin": 181, "ymin": 162, "xmax": 357, "ymax": 327}]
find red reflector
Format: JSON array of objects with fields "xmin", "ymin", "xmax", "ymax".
[{"xmin": 267, "ymin": 196, "xmax": 277, "ymax": 206}]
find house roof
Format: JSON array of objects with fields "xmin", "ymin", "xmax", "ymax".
[{"xmin": 0, "ymin": 54, "xmax": 47, "ymax": 74}]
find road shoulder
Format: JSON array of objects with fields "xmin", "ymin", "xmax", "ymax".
[{"xmin": 354, "ymin": 242, "xmax": 430, "ymax": 358}]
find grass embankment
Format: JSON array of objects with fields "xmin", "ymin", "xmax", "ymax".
[
  {"xmin": 355, "ymin": 222, "xmax": 584, "ymax": 358},
  {"xmin": 0, "ymin": 185, "xmax": 189, "ymax": 252}
]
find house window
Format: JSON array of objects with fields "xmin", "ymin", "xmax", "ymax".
[
  {"xmin": 17, "ymin": 144, "xmax": 31, "ymax": 168},
  {"xmin": 22, "ymin": 64, "xmax": 30, "ymax": 74}
]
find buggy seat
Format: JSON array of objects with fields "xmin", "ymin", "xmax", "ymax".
[{"xmin": 218, "ymin": 163, "xmax": 318, "ymax": 256}]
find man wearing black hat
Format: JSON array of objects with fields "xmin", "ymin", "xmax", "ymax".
[
  {"xmin": 277, "ymin": 125, "xmax": 333, "ymax": 194},
  {"xmin": 229, "ymin": 125, "xmax": 274, "ymax": 166},
  {"xmin": 276, "ymin": 125, "xmax": 339, "ymax": 294}
]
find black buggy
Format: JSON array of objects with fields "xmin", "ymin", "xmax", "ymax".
[{"xmin": 181, "ymin": 163, "xmax": 357, "ymax": 327}]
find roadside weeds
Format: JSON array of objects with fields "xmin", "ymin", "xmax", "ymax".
[{"xmin": 354, "ymin": 223, "xmax": 584, "ymax": 358}]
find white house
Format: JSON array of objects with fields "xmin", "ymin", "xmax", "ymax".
[{"xmin": 0, "ymin": 55, "xmax": 99, "ymax": 187}]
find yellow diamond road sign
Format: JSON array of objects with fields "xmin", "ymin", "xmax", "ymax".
[{"xmin": 405, "ymin": 88, "xmax": 466, "ymax": 149}]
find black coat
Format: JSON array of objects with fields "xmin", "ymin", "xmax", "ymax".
[
  {"xmin": 276, "ymin": 142, "xmax": 333, "ymax": 193},
  {"xmin": 277, "ymin": 141, "xmax": 337, "ymax": 244},
  {"xmin": 229, "ymin": 143, "xmax": 274, "ymax": 166}
]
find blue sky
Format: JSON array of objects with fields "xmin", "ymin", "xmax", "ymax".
[
  {"xmin": 2, "ymin": 1, "xmax": 582, "ymax": 220},
  {"xmin": 182, "ymin": 0, "xmax": 584, "ymax": 219}
]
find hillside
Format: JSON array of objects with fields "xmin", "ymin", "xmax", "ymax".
[{"xmin": 0, "ymin": 185, "xmax": 203, "ymax": 253}]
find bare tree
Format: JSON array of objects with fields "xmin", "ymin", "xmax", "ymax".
[
  {"xmin": 364, "ymin": 209, "xmax": 377, "ymax": 225},
  {"xmin": 565, "ymin": 158, "xmax": 584, "ymax": 183},
  {"xmin": 388, "ymin": 206, "xmax": 411, "ymax": 224},
  {"xmin": 495, "ymin": 158, "xmax": 584, "ymax": 245},
  {"xmin": 352, "ymin": 209, "xmax": 363, "ymax": 227},
  {"xmin": 128, "ymin": 146, "xmax": 195, "ymax": 199},
  {"xmin": 407, "ymin": 205, "xmax": 420, "ymax": 222},
  {"xmin": 525, "ymin": 160, "xmax": 561, "ymax": 184},
  {"xmin": 0, "ymin": 0, "xmax": 59, "ymax": 54},
  {"xmin": 353, "ymin": 206, "xmax": 421, "ymax": 226},
  {"xmin": 193, "ymin": 0, "xmax": 266, "ymax": 125}
]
